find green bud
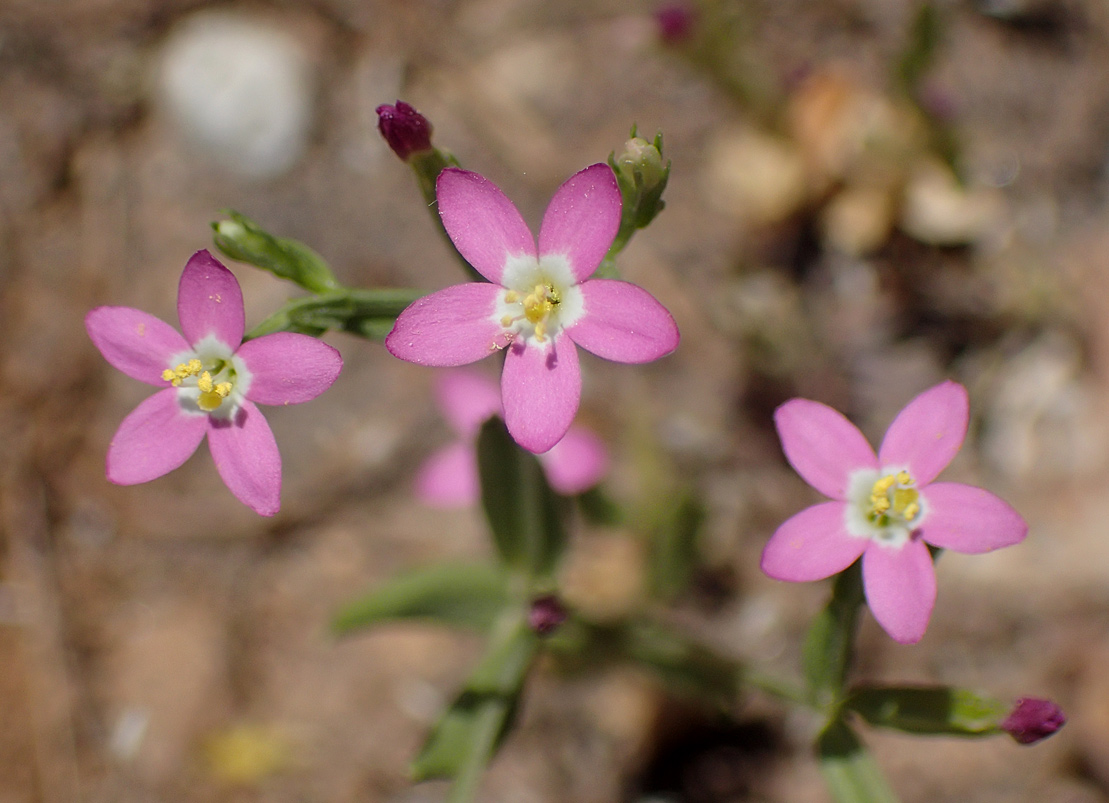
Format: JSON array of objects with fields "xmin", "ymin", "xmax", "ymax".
[
  {"xmin": 212, "ymin": 211, "xmax": 339, "ymax": 294},
  {"xmin": 606, "ymin": 128, "xmax": 672, "ymax": 260}
]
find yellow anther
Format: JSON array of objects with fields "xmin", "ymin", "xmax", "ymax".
[
  {"xmin": 162, "ymin": 368, "xmax": 177, "ymax": 383},
  {"xmin": 503, "ymin": 290, "xmax": 519, "ymax": 303},
  {"xmin": 903, "ymin": 502, "xmax": 920, "ymax": 521},
  {"xmin": 501, "ymin": 315, "xmax": 515, "ymax": 328},
  {"xmin": 534, "ymin": 321, "xmax": 547, "ymax": 341},
  {"xmin": 895, "ymin": 470, "xmax": 913, "ymax": 485},
  {"xmin": 197, "ymin": 371, "xmax": 214, "ymax": 393},
  {"xmin": 214, "ymin": 382, "xmax": 232, "ymax": 398},
  {"xmin": 186, "ymin": 358, "xmax": 202, "ymax": 374},
  {"xmin": 871, "ymin": 475, "xmax": 896, "ymax": 496},
  {"xmin": 871, "ymin": 496, "xmax": 891, "ymax": 515}
]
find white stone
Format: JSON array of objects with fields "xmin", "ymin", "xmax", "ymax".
[{"xmin": 158, "ymin": 11, "xmax": 314, "ymax": 178}]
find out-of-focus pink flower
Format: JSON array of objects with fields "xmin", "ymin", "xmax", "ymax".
[
  {"xmin": 386, "ymin": 164, "xmax": 679, "ymax": 453},
  {"xmin": 761, "ymin": 381, "xmax": 1027, "ymax": 644},
  {"xmin": 655, "ymin": 3, "xmax": 696, "ymax": 44},
  {"xmin": 85, "ymin": 250, "xmax": 342, "ymax": 516},
  {"xmin": 376, "ymin": 100, "xmax": 433, "ymax": 162},
  {"xmin": 416, "ymin": 369, "xmax": 609, "ymax": 507},
  {"xmin": 1001, "ymin": 698, "xmax": 1066, "ymax": 745}
]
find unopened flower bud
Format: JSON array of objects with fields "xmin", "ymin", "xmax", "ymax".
[
  {"xmin": 376, "ymin": 100, "xmax": 433, "ymax": 162},
  {"xmin": 527, "ymin": 594, "xmax": 568, "ymax": 636},
  {"xmin": 618, "ymin": 136, "xmax": 667, "ymax": 191},
  {"xmin": 609, "ymin": 131, "xmax": 671, "ymax": 244},
  {"xmin": 211, "ymin": 211, "xmax": 337, "ymax": 293},
  {"xmin": 1000, "ymin": 697, "xmax": 1066, "ymax": 745}
]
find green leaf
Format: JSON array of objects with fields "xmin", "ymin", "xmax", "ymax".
[
  {"xmin": 332, "ymin": 562, "xmax": 510, "ymax": 635},
  {"xmin": 895, "ymin": 2, "xmax": 942, "ymax": 96},
  {"xmin": 844, "ymin": 685, "xmax": 1009, "ymax": 737},
  {"xmin": 818, "ymin": 719, "xmax": 901, "ymax": 803},
  {"xmin": 244, "ymin": 288, "xmax": 423, "ymax": 341},
  {"xmin": 411, "ymin": 614, "xmax": 539, "ymax": 801},
  {"xmin": 646, "ymin": 491, "xmax": 704, "ymax": 601},
  {"xmin": 212, "ymin": 211, "xmax": 339, "ymax": 293},
  {"xmin": 476, "ymin": 417, "xmax": 570, "ymax": 579},
  {"xmin": 803, "ymin": 562, "xmax": 865, "ymax": 709}
]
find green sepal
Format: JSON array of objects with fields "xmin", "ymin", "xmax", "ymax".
[
  {"xmin": 244, "ymin": 288, "xmax": 423, "ymax": 341},
  {"xmin": 817, "ymin": 719, "xmax": 901, "ymax": 803},
  {"xmin": 476, "ymin": 417, "xmax": 570, "ymax": 579},
  {"xmin": 410, "ymin": 614, "xmax": 539, "ymax": 793},
  {"xmin": 843, "ymin": 685, "xmax": 1008, "ymax": 737},
  {"xmin": 212, "ymin": 211, "xmax": 339, "ymax": 293},
  {"xmin": 803, "ymin": 561, "xmax": 865, "ymax": 710},
  {"xmin": 331, "ymin": 562, "xmax": 510, "ymax": 635}
]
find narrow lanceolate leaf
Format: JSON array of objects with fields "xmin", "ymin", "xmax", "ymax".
[
  {"xmin": 803, "ymin": 561, "xmax": 865, "ymax": 709},
  {"xmin": 244, "ymin": 288, "xmax": 424, "ymax": 341},
  {"xmin": 646, "ymin": 491, "xmax": 705, "ymax": 602},
  {"xmin": 476, "ymin": 417, "xmax": 570, "ymax": 579},
  {"xmin": 411, "ymin": 613, "xmax": 539, "ymax": 800},
  {"xmin": 332, "ymin": 563, "xmax": 509, "ymax": 635},
  {"xmin": 212, "ymin": 210, "xmax": 339, "ymax": 294},
  {"xmin": 818, "ymin": 719, "xmax": 901, "ymax": 803},
  {"xmin": 843, "ymin": 685, "xmax": 1009, "ymax": 737}
]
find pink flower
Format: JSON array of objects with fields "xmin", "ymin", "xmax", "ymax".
[
  {"xmin": 385, "ymin": 164, "xmax": 680, "ymax": 454},
  {"xmin": 1001, "ymin": 697, "xmax": 1066, "ymax": 745},
  {"xmin": 416, "ymin": 369, "xmax": 609, "ymax": 507},
  {"xmin": 85, "ymin": 250, "xmax": 343, "ymax": 516},
  {"xmin": 761, "ymin": 381, "xmax": 1027, "ymax": 644}
]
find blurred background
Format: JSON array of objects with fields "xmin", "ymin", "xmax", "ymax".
[{"xmin": 2, "ymin": 0, "xmax": 1109, "ymax": 800}]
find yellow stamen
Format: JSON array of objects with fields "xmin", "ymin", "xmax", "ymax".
[
  {"xmin": 895, "ymin": 470, "xmax": 913, "ymax": 485},
  {"xmin": 197, "ymin": 371, "xmax": 214, "ymax": 393},
  {"xmin": 503, "ymin": 290, "xmax": 519, "ymax": 303},
  {"xmin": 903, "ymin": 501, "xmax": 920, "ymax": 521}
]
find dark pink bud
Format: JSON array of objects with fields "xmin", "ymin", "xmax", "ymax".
[
  {"xmin": 376, "ymin": 100, "xmax": 433, "ymax": 162},
  {"xmin": 527, "ymin": 594, "xmax": 568, "ymax": 636},
  {"xmin": 1001, "ymin": 697, "xmax": 1066, "ymax": 745},
  {"xmin": 655, "ymin": 3, "xmax": 696, "ymax": 44}
]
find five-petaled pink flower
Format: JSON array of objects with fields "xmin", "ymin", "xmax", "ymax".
[
  {"xmin": 385, "ymin": 164, "xmax": 680, "ymax": 454},
  {"xmin": 761, "ymin": 381, "xmax": 1027, "ymax": 644},
  {"xmin": 85, "ymin": 250, "xmax": 343, "ymax": 516},
  {"xmin": 416, "ymin": 369, "xmax": 609, "ymax": 507}
]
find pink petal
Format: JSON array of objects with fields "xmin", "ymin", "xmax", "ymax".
[
  {"xmin": 177, "ymin": 250, "xmax": 245, "ymax": 349},
  {"xmin": 437, "ymin": 168, "xmax": 537, "ymax": 283},
  {"xmin": 86, "ymin": 307, "xmax": 190, "ymax": 385},
  {"xmin": 237, "ymin": 332, "xmax": 343, "ymax": 406},
  {"xmin": 774, "ymin": 399, "xmax": 878, "ymax": 500},
  {"xmin": 106, "ymin": 389, "xmax": 207, "ymax": 484},
  {"xmin": 415, "ymin": 441, "xmax": 479, "ymax": 507},
  {"xmin": 501, "ymin": 336, "xmax": 581, "ymax": 454},
  {"xmin": 435, "ymin": 370, "xmax": 502, "ymax": 438},
  {"xmin": 539, "ymin": 426, "xmax": 609, "ymax": 495},
  {"xmin": 566, "ymin": 279, "xmax": 680, "ymax": 363},
  {"xmin": 538, "ymin": 163, "xmax": 621, "ymax": 283},
  {"xmin": 386, "ymin": 283, "xmax": 511, "ymax": 366},
  {"xmin": 918, "ymin": 482, "xmax": 1027, "ymax": 553},
  {"xmin": 207, "ymin": 401, "xmax": 281, "ymax": 516},
  {"xmin": 760, "ymin": 501, "xmax": 867, "ymax": 581},
  {"xmin": 862, "ymin": 539, "xmax": 936, "ymax": 644},
  {"xmin": 878, "ymin": 381, "xmax": 968, "ymax": 485}
]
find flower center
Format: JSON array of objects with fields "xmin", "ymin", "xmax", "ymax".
[
  {"xmin": 501, "ymin": 281, "xmax": 563, "ymax": 342},
  {"xmin": 163, "ymin": 356, "xmax": 238, "ymax": 412},
  {"xmin": 867, "ymin": 470, "xmax": 920, "ymax": 527}
]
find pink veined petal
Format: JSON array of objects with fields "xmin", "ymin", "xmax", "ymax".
[
  {"xmin": 878, "ymin": 380, "xmax": 968, "ymax": 485},
  {"xmin": 538, "ymin": 163, "xmax": 622, "ymax": 283},
  {"xmin": 774, "ymin": 399, "xmax": 878, "ymax": 500},
  {"xmin": 237, "ymin": 332, "xmax": 343, "ymax": 406},
  {"xmin": 207, "ymin": 400, "xmax": 281, "ymax": 516},
  {"xmin": 917, "ymin": 482, "xmax": 1028, "ymax": 553},
  {"xmin": 415, "ymin": 441, "xmax": 480, "ymax": 508},
  {"xmin": 386, "ymin": 283, "xmax": 511, "ymax": 367},
  {"xmin": 566, "ymin": 279, "xmax": 680, "ymax": 363},
  {"xmin": 501, "ymin": 336, "xmax": 581, "ymax": 454},
  {"xmin": 760, "ymin": 501, "xmax": 867, "ymax": 582},
  {"xmin": 106, "ymin": 389, "xmax": 207, "ymax": 485},
  {"xmin": 539, "ymin": 426, "xmax": 609, "ymax": 495},
  {"xmin": 86, "ymin": 307, "xmax": 191, "ymax": 385},
  {"xmin": 177, "ymin": 250, "xmax": 246, "ymax": 349},
  {"xmin": 862, "ymin": 538, "xmax": 937, "ymax": 644},
  {"xmin": 435, "ymin": 369, "xmax": 503, "ymax": 438},
  {"xmin": 437, "ymin": 168, "xmax": 537, "ymax": 283}
]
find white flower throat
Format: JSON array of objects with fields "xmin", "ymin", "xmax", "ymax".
[
  {"xmin": 163, "ymin": 336, "xmax": 251, "ymax": 418},
  {"xmin": 494, "ymin": 256, "xmax": 584, "ymax": 346},
  {"xmin": 846, "ymin": 467, "xmax": 924, "ymax": 549}
]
